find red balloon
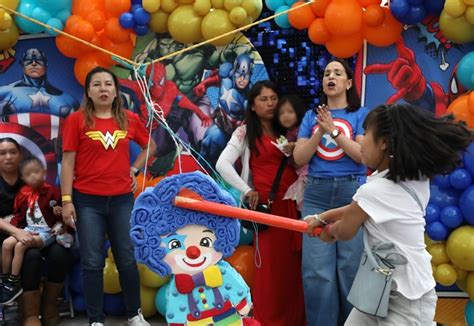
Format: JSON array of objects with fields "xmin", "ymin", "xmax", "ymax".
[{"xmin": 225, "ymin": 245, "xmax": 255, "ymax": 289}]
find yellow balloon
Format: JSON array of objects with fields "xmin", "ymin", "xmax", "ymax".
[
  {"xmin": 224, "ymin": 0, "xmax": 243, "ymax": 11},
  {"xmin": 103, "ymin": 258, "xmax": 122, "ymax": 294},
  {"xmin": 465, "ymin": 6, "xmax": 474, "ymax": 24},
  {"xmin": 456, "ymin": 266, "xmax": 468, "ymax": 281},
  {"xmin": 446, "ymin": 225, "xmax": 474, "ymax": 271},
  {"xmin": 138, "ymin": 263, "xmax": 170, "ymax": 288},
  {"xmin": 211, "ymin": 0, "xmax": 224, "ymax": 9},
  {"xmin": 445, "ymin": 0, "xmax": 467, "ymax": 17},
  {"xmin": 0, "ymin": 0, "xmax": 19, "ymax": 10},
  {"xmin": 229, "ymin": 6, "xmax": 248, "ymax": 25},
  {"xmin": 168, "ymin": 5, "xmax": 203, "ymax": 43},
  {"xmin": 424, "ymin": 233, "xmax": 439, "ymax": 249},
  {"xmin": 161, "ymin": 0, "xmax": 178, "ymax": 13},
  {"xmin": 434, "ymin": 264, "xmax": 457, "ymax": 286},
  {"xmin": 140, "ymin": 285, "xmax": 158, "ymax": 318},
  {"xmin": 427, "ymin": 242, "xmax": 450, "ymax": 266},
  {"xmin": 177, "ymin": 0, "xmax": 195, "ymax": 3},
  {"xmin": 0, "ymin": 11, "xmax": 12, "ymax": 30},
  {"xmin": 0, "ymin": 24, "xmax": 18, "ymax": 50},
  {"xmin": 242, "ymin": 0, "xmax": 262, "ymax": 21},
  {"xmin": 467, "ymin": 271, "xmax": 474, "ymax": 300},
  {"xmin": 150, "ymin": 10, "xmax": 169, "ymax": 33},
  {"xmin": 201, "ymin": 9, "xmax": 236, "ymax": 46},
  {"xmin": 194, "ymin": 0, "xmax": 212, "ymax": 15},
  {"xmin": 465, "ymin": 0, "xmax": 474, "ymax": 4},
  {"xmin": 143, "ymin": 0, "xmax": 161, "ymax": 13},
  {"xmin": 440, "ymin": 11, "xmax": 474, "ymax": 43}
]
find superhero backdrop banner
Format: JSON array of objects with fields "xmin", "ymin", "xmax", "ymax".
[
  {"xmin": 113, "ymin": 33, "xmax": 269, "ymax": 177},
  {"xmin": 359, "ymin": 16, "xmax": 474, "ymax": 114},
  {"xmin": 0, "ymin": 35, "xmax": 82, "ymax": 184}
]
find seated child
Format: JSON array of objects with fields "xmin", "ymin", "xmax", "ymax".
[{"xmin": 0, "ymin": 157, "xmax": 63, "ymax": 305}]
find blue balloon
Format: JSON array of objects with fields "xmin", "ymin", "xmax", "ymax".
[
  {"xmin": 155, "ymin": 282, "xmax": 170, "ymax": 317},
  {"xmin": 463, "ymin": 142, "xmax": 474, "ymax": 176},
  {"xmin": 433, "ymin": 174, "xmax": 451, "ymax": 188},
  {"xmin": 390, "ymin": 0, "xmax": 410, "ymax": 20},
  {"xmin": 460, "ymin": 185, "xmax": 474, "ymax": 225},
  {"xmin": 440, "ymin": 205, "xmax": 463, "ymax": 228},
  {"xmin": 133, "ymin": 8, "xmax": 151, "ymax": 25},
  {"xmin": 429, "ymin": 185, "xmax": 460, "ymax": 209},
  {"xmin": 403, "ymin": 5, "xmax": 427, "ymax": 24},
  {"xmin": 16, "ymin": 2, "xmax": 44, "ymax": 34},
  {"xmin": 426, "ymin": 221, "xmax": 449, "ymax": 241},
  {"xmin": 132, "ymin": 0, "xmax": 142, "ymax": 4},
  {"xmin": 119, "ymin": 12, "xmax": 135, "ymax": 29},
  {"xmin": 424, "ymin": 0, "xmax": 445, "ymax": 14},
  {"xmin": 285, "ymin": 0, "xmax": 298, "ymax": 5},
  {"xmin": 466, "ymin": 300, "xmax": 474, "ymax": 326},
  {"xmin": 449, "ymin": 168, "xmax": 472, "ymax": 190},
  {"xmin": 458, "ymin": 52, "xmax": 474, "ymax": 90},
  {"xmin": 46, "ymin": 18, "xmax": 63, "ymax": 36},
  {"xmin": 134, "ymin": 24, "xmax": 149, "ymax": 36},
  {"xmin": 239, "ymin": 227, "xmax": 254, "ymax": 245},
  {"xmin": 266, "ymin": 0, "xmax": 285, "ymax": 11},
  {"xmin": 104, "ymin": 293, "xmax": 126, "ymax": 316},
  {"xmin": 72, "ymin": 294, "xmax": 86, "ymax": 312},
  {"xmin": 274, "ymin": 5, "xmax": 291, "ymax": 29},
  {"xmin": 425, "ymin": 204, "xmax": 440, "ymax": 224}
]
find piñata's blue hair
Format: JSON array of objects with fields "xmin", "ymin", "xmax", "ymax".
[{"xmin": 130, "ymin": 171, "xmax": 240, "ymax": 277}]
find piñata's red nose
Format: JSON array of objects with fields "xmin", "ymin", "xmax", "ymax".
[{"xmin": 186, "ymin": 246, "xmax": 201, "ymax": 259}]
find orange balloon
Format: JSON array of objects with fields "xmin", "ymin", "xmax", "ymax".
[
  {"xmin": 324, "ymin": 0, "xmax": 363, "ymax": 36},
  {"xmin": 74, "ymin": 52, "xmax": 109, "ymax": 86},
  {"xmin": 105, "ymin": 17, "xmax": 131, "ymax": 43},
  {"xmin": 73, "ymin": 0, "xmax": 105, "ymax": 17},
  {"xmin": 147, "ymin": 176, "xmax": 163, "ymax": 187},
  {"xmin": 85, "ymin": 10, "xmax": 107, "ymax": 31},
  {"xmin": 446, "ymin": 92, "xmax": 474, "ymax": 128},
  {"xmin": 225, "ymin": 245, "xmax": 255, "ymax": 289},
  {"xmin": 310, "ymin": 0, "xmax": 331, "ymax": 17},
  {"xmin": 363, "ymin": 4, "xmax": 385, "ymax": 27},
  {"xmin": 70, "ymin": 20, "xmax": 95, "ymax": 42},
  {"xmin": 364, "ymin": 7, "xmax": 402, "ymax": 47},
  {"xmin": 359, "ymin": 0, "xmax": 381, "ymax": 7},
  {"xmin": 469, "ymin": 91, "xmax": 474, "ymax": 114},
  {"xmin": 56, "ymin": 34, "xmax": 91, "ymax": 58},
  {"xmin": 308, "ymin": 18, "xmax": 331, "ymax": 45},
  {"xmin": 288, "ymin": 2, "xmax": 316, "ymax": 30},
  {"xmin": 326, "ymin": 31, "xmax": 364, "ymax": 58},
  {"xmin": 65, "ymin": 15, "xmax": 82, "ymax": 31},
  {"xmin": 97, "ymin": 34, "xmax": 134, "ymax": 66},
  {"xmin": 105, "ymin": 0, "xmax": 131, "ymax": 18}
]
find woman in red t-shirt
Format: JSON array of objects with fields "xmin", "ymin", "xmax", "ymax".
[{"xmin": 61, "ymin": 67, "xmax": 156, "ymax": 326}]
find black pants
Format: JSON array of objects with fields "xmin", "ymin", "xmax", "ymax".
[{"xmin": 20, "ymin": 243, "xmax": 74, "ymax": 291}]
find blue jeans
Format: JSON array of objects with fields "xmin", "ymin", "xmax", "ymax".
[
  {"xmin": 302, "ymin": 176, "xmax": 364, "ymax": 326},
  {"xmin": 73, "ymin": 190, "xmax": 141, "ymax": 323}
]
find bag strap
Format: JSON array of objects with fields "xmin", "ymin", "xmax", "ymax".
[
  {"xmin": 267, "ymin": 156, "xmax": 289, "ymax": 205},
  {"xmin": 398, "ymin": 182, "xmax": 424, "ymax": 213},
  {"xmin": 362, "ymin": 228, "xmax": 392, "ymax": 275}
]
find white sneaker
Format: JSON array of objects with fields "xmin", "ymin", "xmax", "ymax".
[
  {"xmin": 91, "ymin": 323, "xmax": 104, "ymax": 326},
  {"xmin": 128, "ymin": 309, "xmax": 150, "ymax": 326}
]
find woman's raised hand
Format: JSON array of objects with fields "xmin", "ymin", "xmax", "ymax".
[{"xmin": 316, "ymin": 105, "xmax": 336, "ymax": 134}]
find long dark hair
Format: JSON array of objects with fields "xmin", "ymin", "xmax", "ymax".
[
  {"xmin": 276, "ymin": 94, "xmax": 307, "ymax": 128},
  {"xmin": 320, "ymin": 58, "xmax": 361, "ymax": 112},
  {"xmin": 363, "ymin": 103, "xmax": 473, "ymax": 182},
  {"xmin": 244, "ymin": 80, "xmax": 282, "ymax": 155},
  {"xmin": 0, "ymin": 137, "xmax": 21, "ymax": 151},
  {"xmin": 83, "ymin": 67, "xmax": 127, "ymax": 130}
]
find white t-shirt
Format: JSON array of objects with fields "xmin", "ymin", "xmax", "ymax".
[
  {"xmin": 26, "ymin": 200, "xmax": 50, "ymax": 229},
  {"xmin": 353, "ymin": 169, "xmax": 436, "ymax": 300}
]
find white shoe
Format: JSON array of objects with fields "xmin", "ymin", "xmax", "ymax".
[
  {"xmin": 91, "ymin": 323, "xmax": 104, "ymax": 326},
  {"xmin": 128, "ymin": 309, "xmax": 150, "ymax": 326}
]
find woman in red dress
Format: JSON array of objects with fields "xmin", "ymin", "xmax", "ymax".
[{"xmin": 216, "ymin": 81, "xmax": 305, "ymax": 326}]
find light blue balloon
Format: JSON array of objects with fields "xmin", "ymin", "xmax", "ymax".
[
  {"xmin": 285, "ymin": 0, "xmax": 298, "ymax": 5},
  {"xmin": 16, "ymin": 1, "xmax": 45, "ymax": 34},
  {"xmin": 466, "ymin": 300, "xmax": 474, "ymax": 326},
  {"xmin": 56, "ymin": 9, "xmax": 72, "ymax": 23},
  {"xmin": 275, "ymin": 5, "xmax": 291, "ymax": 29},
  {"xmin": 46, "ymin": 18, "xmax": 63, "ymax": 35},
  {"xmin": 458, "ymin": 51, "xmax": 474, "ymax": 90},
  {"xmin": 155, "ymin": 281, "xmax": 170, "ymax": 317},
  {"xmin": 32, "ymin": 7, "xmax": 52, "ymax": 24},
  {"xmin": 265, "ymin": 0, "xmax": 286, "ymax": 11}
]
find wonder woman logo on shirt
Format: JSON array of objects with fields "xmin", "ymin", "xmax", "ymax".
[{"xmin": 85, "ymin": 130, "xmax": 127, "ymax": 150}]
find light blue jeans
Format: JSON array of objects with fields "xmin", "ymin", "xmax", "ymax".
[
  {"xmin": 73, "ymin": 190, "xmax": 141, "ymax": 323},
  {"xmin": 302, "ymin": 175, "xmax": 365, "ymax": 326}
]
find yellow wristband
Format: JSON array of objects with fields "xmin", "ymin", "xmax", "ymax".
[{"xmin": 62, "ymin": 195, "xmax": 72, "ymax": 202}]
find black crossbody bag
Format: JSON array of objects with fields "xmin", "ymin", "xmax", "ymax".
[{"xmin": 241, "ymin": 156, "xmax": 289, "ymax": 232}]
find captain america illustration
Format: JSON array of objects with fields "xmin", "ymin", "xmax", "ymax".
[
  {"xmin": 0, "ymin": 48, "xmax": 79, "ymax": 121},
  {"xmin": 194, "ymin": 53, "xmax": 253, "ymax": 169}
]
